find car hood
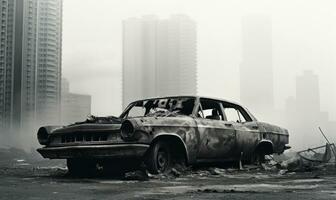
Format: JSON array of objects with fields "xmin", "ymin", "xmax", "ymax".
[
  {"xmin": 48, "ymin": 116, "xmax": 123, "ymax": 135},
  {"xmin": 50, "ymin": 123, "xmax": 122, "ymax": 135}
]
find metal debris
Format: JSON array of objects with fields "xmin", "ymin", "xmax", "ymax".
[{"xmin": 124, "ymin": 170, "xmax": 149, "ymax": 181}]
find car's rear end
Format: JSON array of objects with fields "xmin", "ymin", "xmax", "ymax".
[{"xmin": 257, "ymin": 122, "xmax": 290, "ymax": 154}]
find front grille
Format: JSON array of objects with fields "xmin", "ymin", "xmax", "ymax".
[{"xmin": 61, "ymin": 133, "xmax": 108, "ymax": 143}]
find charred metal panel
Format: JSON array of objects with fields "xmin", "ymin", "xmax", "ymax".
[
  {"xmin": 135, "ymin": 116, "xmax": 199, "ymax": 163},
  {"xmin": 194, "ymin": 118, "xmax": 236, "ymax": 160},
  {"xmin": 234, "ymin": 122, "xmax": 260, "ymax": 159},
  {"xmin": 257, "ymin": 122, "xmax": 289, "ymax": 154}
]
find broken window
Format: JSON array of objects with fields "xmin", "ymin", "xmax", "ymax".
[
  {"xmin": 224, "ymin": 108, "xmax": 242, "ymax": 122},
  {"xmin": 122, "ymin": 97, "xmax": 195, "ymax": 118},
  {"xmin": 126, "ymin": 101, "xmax": 147, "ymax": 118},
  {"xmin": 222, "ymin": 103, "xmax": 251, "ymax": 123},
  {"xmin": 197, "ymin": 98, "xmax": 224, "ymax": 120}
]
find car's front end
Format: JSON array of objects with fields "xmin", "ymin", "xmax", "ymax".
[{"xmin": 37, "ymin": 117, "xmax": 151, "ymax": 161}]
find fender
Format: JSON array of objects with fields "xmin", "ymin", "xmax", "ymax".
[
  {"xmin": 255, "ymin": 139, "xmax": 274, "ymax": 155},
  {"xmin": 152, "ymin": 133, "xmax": 190, "ymax": 164},
  {"xmin": 258, "ymin": 139, "xmax": 274, "ymax": 145}
]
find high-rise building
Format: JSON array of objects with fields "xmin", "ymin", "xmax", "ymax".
[
  {"xmin": 61, "ymin": 79, "xmax": 91, "ymax": 125},
  {"xmin": 0, "ymin": 0, "xmax": 62, "ymax": 131},
  {"xmin": 296, "ymin": 70, "xmax": 320, "ymax": 115},
  {"xmin": 122, "ymin": 15, "xmax": 197, "ymax": 109},
  {"xmin": 35, "ymin": 0, "xmax": 62, "ymax": 126},
  {"xmin": 240, "ymin": 15, "xmax": 274, "ymax": 118},
  {"xmin": 284, "ymin": 70, "xmax": 329, "ymax": 149},
  {"xmin": 292, "ymin": 70, "xmax": 329, "ymax": 126},
  {"xmin": 0, "ymin": 0, "xmax": 16, "ymax": 129}
]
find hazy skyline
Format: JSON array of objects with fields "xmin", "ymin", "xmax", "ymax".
[
  {"xmin": 0, "ymin": 0, "xmax": 63, "ymax": 130},
  {"xmin": 62, "ymin": 0, "xmax": 336, "ymax": 121},
  {"xmin": 122, "ymin": 15, "xmax": 197, "ymax": 109}
]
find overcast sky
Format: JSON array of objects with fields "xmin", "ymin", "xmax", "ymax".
[{"xmin": 62, "ymin": 0, "xmax": 336, "ymax": 120}]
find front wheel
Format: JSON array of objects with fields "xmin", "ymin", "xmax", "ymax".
[
  {"xmin": 67, "ymin": 159, "xmax": 97, "ymax": 177},
  {"xmin": 145, "ymin": 141, "xmax": 172, "ymax": 174}
]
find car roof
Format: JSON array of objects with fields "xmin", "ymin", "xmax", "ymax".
[
  {"xmin": 124, "ymin": 95, "xmax": 258, "ymax": 121},
  {"xmin": 129, "ymin": 95, "xmax": 244, "ymax": 107}
]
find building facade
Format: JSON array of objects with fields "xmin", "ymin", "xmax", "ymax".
[
  {"xmin": 0, "ymin": 0, "xmax": 16, "ymax": 129},
  {"xmin": 61, "ymin": 79, "xmax": 91, "ymax": 125},
  {"xmin": 284, "ymin": 70, "xmax": 330, "ymax": 149},
  {"xmin": 0, "ymin": 0, "xmax": 62, "ymax": 132},
  {"xmin": 35, "ymin": 0, "xmax": 62, "ymax": 126},
  {"xmin": 122, "ymin": 15, "xmax": 197, "ymax": 109}
]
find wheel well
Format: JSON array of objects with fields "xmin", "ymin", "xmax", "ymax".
[
  {"xmin": 150, "ymin": 135, "xmax": 188, "ymax": 164},
  {"xmin": 255, "ymin": 141, "xmax": 274, "ymax": 155}
]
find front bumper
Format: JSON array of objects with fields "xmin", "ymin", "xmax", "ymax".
[{"xmin": 37, "ymin": 144, "xmax": 149, "ymax": 159}]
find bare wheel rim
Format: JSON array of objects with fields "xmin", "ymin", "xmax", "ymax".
[{"xmin": 157, "ymin": 147, "xmax": 169, "ymax": 172}]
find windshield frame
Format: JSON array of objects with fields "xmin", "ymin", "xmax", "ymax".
[{"xmin": 119, "ymin": 97, "xmax": 197, "ymax": 119}]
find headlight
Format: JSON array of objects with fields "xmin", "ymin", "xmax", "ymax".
[
  {"xmin": 37, "ymin": 127, "xmax": 50, "ymax": 145},
  {"xmin": 120, "ymin": 120, "xmax": 135, "ymax": 139},
  {"xmin": 37, "ymin": 126, "xmax": 61, "ymax": 145}
]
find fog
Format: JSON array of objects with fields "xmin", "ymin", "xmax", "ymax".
[
  {"xmin": 63, "ymin": 0, "xmax": 336, "ymax": 121},
  {"xmin": 2, "ymin": 0, "xmax": 334, "ymax": 150}
]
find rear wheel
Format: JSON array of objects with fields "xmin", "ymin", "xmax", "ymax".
[
  {"xmin": 250, "ymin": 151, "xmax": 265, "ymax": 165},
  {"xmin": 145, "ymin": 141, "xmax": 172, "ymax": 174}
]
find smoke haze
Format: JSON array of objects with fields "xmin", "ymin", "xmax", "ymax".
[
  {"xmin": 62, "ymin": 0, "xmax": 336, "ymax": 121},
  {"xmin": 2, "ymin": 0, "xmax": 335, "ymax": 150}
]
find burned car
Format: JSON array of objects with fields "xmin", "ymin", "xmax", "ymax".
[{"xmin": 37, "ymin": 96, "xmax": 290, "ymax": 174}]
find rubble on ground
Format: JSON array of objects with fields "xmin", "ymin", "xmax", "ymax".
[
  {"xmin": 1, "ymin": 141, "xmax": 336, "ymax": 180},
  {"xmin": 265, "ymin": 143, "xmax": 336, "ymax": 173},
  {"xmin": 124, "ymin": 169, "xmax": 149, "ymax": 181}
]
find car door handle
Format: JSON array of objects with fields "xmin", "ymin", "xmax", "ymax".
[
  {"xmin": 225, "ymin": 123, "xmax": 233, "ymax": 127},
  {"xmin": 252, "ymin": 126, "xmax": 259, "ymax": 129}
]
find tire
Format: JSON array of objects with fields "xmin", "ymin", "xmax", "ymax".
[
  {"xmin": 250, "ymin": 152, "xmax": 265, "ymax": 165},
  {"xmin": 145, "ymin": 141, "xmax": 172, "ymax": 174},
  {"xmin": 67, "ymin": 159, "xmax": 97, "ymax": 177}
]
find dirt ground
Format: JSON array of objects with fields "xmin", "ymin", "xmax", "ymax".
[{"xmin": 1, "ymin": 156, "xmax": 336, "ymax": 200}]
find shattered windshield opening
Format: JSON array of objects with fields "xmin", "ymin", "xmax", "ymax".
[{"xmin": 124, "ymin": 97, "xmax": 195, "ymax": 118}]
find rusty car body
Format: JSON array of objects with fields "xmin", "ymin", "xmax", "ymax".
[{"xmin": 37, "ymin": 96, "xmax": 290, "ymax": 174}]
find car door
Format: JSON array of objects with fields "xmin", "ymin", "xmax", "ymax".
[
  {"xmin": 223, "ymin": 105, "xmax": 260, "ymax": 159},
  {"xmin": 195, "ymin": 98, "xmax": 236, "ymax": 161}
]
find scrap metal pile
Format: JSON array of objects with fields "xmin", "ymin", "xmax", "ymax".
[{"xmin": 265, "ymin": 127, "xmax": 336, "ymax": 173}]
